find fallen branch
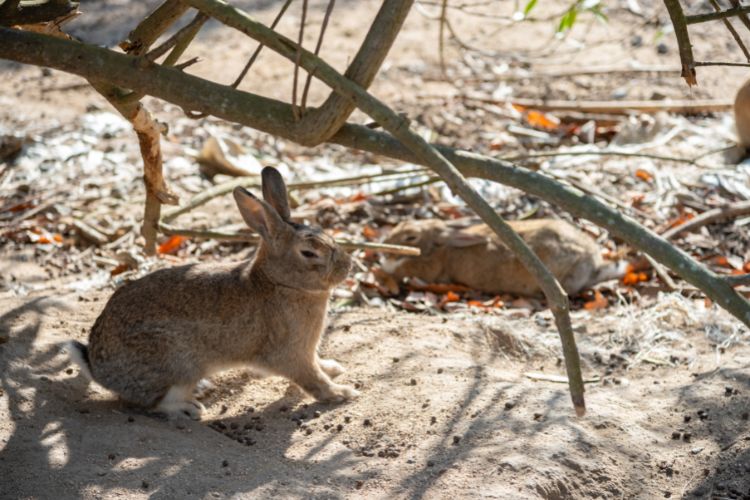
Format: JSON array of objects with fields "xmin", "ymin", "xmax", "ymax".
[
  {"xmin": 725, "ymin": 274, "xmax": 750, "ymax": 287},
  {"xmin": 159, "ymin": 223, "xmax": 421, "ymax": 255},
  {"xmin": 662, "ymin": 0, "xmax": 698, "ymax": 85},
  {"xmin": 468, "ymin": 96, "xmax": 731, "ymax": 114},
  {"xmin": 661, "ymin": 200, "xmax": 750, "ymax": 240},
  {"xmin": 685, "ymin": 4, "xmax": 750, "ymax": 25}
]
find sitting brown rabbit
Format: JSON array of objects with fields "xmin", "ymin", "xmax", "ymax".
[
  {"xmin": 382, "ymin": 219, "xmax": 624, "ymax": 296},
  {"xmin": 66, "ymin": 167, "xmax": 357, "ymax": 419}
]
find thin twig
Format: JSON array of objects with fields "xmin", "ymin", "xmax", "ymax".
[
  {"xmin": 661, "ymin": 200, "xmax": 750, "ymax": 240},
  {"xmin": 464, "ymin": 95, "xmax": 732, "ymax": 114},
  {"xmin": 438, "ymin": 0, "xmax": 448, "ymax": 78},
  {"xmin": 301, "ymin": 0, "xmax": 335, "ymax": 113},
  {"xmin": 230, "ymin": 0, "xmax": 293, "ymax": 89},
  {"xmin": 146, "ymin": 12, "xmax": 209, "ymax": 61},
  {"xmin": 644, "ymin": 254, "xmax": 678, "ymax": 291},
  {"xmin": 502, "ymin": 149, "xmax": 706, "ymax": 166},
  {"xmin": 728, "ymin": 0, "xmax": 750, "ymax": 35},
  {"xmin": 686, "ymin": 4, "xmax": 750, "ymax": 24},
  {"xmin": 709, "ymin": 0, "xmax": 750, "ymax": 62},
  {"xmin": 159, "ymin": 223, "xmax": 421, "ymax": 255},
  {"xmin": 291, "ymin": 0, "xmax": 308, "ymax": 121}
]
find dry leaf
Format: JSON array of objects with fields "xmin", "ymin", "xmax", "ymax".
[
  {"xmin": 158, "ymin": 235, "xmax": 186, "ymax": 255},
  {"xmin": 406, "ymin": 281, "xmax": 471, "ymax": 294},
  {"xmin": 583, "ymin": 290, "xmax": 608, "ymax": 310},
  {"xmin": 634, "ymin": 169, "xmax": 653, "ymax": 182},
  {"xmin": 526, "ymin": 110, "xmax": 560, "ymax": 131},
  {"xmin": 362, "ymin": 225, "xmax": 378, "ymax": 240}
]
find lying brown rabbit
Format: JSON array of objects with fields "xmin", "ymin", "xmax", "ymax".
[
  {"xmin": 66, "ymin": 167, "xmax": 356, "ymax": 419},
  {"xmin": 382, "ymin": 219, "xmax": 624, "ymax": 296}
]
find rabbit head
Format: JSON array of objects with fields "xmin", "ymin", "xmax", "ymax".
[
  {"xmin": 381, "ymin": 219, "xmax": 487, "ymax": 282},
  {"xmin": 233, "ymin": 167, "xmax": 351, "ymax": 291}
]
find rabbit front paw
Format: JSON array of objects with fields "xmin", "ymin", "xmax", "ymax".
[
  {"xmin": 318, "ymin": 358, "xmax": 345, "ymax": 379},
  {"xmin": 315, "ymin": 383, "xmax": 359, "ymax": 404}
]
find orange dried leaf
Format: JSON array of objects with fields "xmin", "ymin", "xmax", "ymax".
[
  {"xmin": 526, "ymin": 110, "xmax": 559, "ymax": 130},
  {"xmin": 714, "ymin": 256, "xmax": 731, "ymax": 268},
  {"xmin": 744, "ymin": 262, "xmax": 750, "ymax": 273},
  {"xmin": 348, "ymin": 192, "xmax": 368, "ymax": 202},
  {"xmin": 584, "ymin": 290, "xmax": 608, "ymax": 310},
  {"xmin": 467, "ymin": 300, "xmax": 485, "ymax": 308},
  {"xmin": 634, "ymin": 169, "xmax": 653, "ymax": 182},
  {"xmin": 362, "ymin": 225, "xmax": 378, "ymax": 240},
  {"xmin": 158, "ymin": 235, "xmax": 186, "ymax": 255},
  {"xmin": 110, "ymin": 263, "xmax": 129, "ymax": 276},
  {"xmin": 53, "ymin": 233, "xmax": 62, "ymax": 243},
  {"xmin": 444, "ymin": 291, "xmax": 460, "ymax": 303},
  {"xmin": 511, "ymin": 103, "xmax": 527, "ymax": 113}
]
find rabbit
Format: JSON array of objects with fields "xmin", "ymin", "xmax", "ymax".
[
  {"xmin": 65, "ymin": 167, "xmax": 357, "ymax": 420},
  {"xmin": 735, "ymin": 78, "xmax": 750, "ymax": 153},
  {"xmin": 381, "ymin": 218, "xmax": 625, "ymax": 296}
]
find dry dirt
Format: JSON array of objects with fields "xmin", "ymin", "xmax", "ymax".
[{"xmin": 2, "ymin": 1, "xmax": 750, "ymax": 499}]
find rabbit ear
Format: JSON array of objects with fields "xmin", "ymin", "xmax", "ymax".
[
  {"xmin": 439, "ymin": 228, "xmax": 487, "ymax": 248},
  {"xmin": 261, "ymin": 166, "xmax": 291, "ymax": 220},
  {"xmin": 233, "ymin": 186, "xmax": 287, "ymax": 241}
]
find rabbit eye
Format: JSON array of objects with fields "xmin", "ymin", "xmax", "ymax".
[
  {"xmin": 404, "ymin": 235, "xmax": 418, "ymax": 242},
  {"xmin": 301, "ymin": 250, "xmax": 318, "ymax": 259}
]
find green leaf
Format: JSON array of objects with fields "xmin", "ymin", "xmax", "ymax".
[{"xmin": 523, "ymin": 0, "xmax": 538, "ymax": 16}]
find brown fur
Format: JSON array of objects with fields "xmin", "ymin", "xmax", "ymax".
[
  {"xmin": 67, "ymin": 167, "xmax": 356, "ymax": 419},
  {"xmin": 382, "ymin": 219, "xmax": 623, "ymax": 296},
  {"xmin": 735, "ymin": 78, "xmax": 750, "ymax": 151}
]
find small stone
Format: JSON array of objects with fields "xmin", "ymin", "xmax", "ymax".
[
  {"xmin": 427, "ymin": 460, "xmax": 435, "ymax": 467},
  {"xmin": 725, "ymin": 386, "xmax": 734, "ymax": 396},
  {"xmin": 533, "ymin": 413, "xmax": 543, "ymax": 421},
  {"xmin": 176, "ymin": 423, "xmax": 185, "ymax": 430},
  {"xmin": 127, "ymin": 416, "xmax": 134, "ymax": 423},
  {"xmin": 141, "ymin": 481, "xmax": 149, "ymax": 490},
  {"xmin": 656, "ymin": 42, "xmax": 668, "ymax": 54},
  {"xmin": 344, "ymin": 416, "xmax": 351, "ymax": 423},
  {"xmin": 107, "ymin": 453, "xmax": 116, "ymax": 460},
  {"xmin": 437, "ymin": 368, "xmax": 444, "ymax": 374},
  {"xmin": 244, "ymin": 423, "xmax": 253, "ymax": 430},
  {"xmin": 336, "ymin": 424, "xmax": 343, "ymax": 431},
  {"xmin": 683, "ymin": 415, "xmax": 691, "ymax": 423},
  {"xmin": 671, "ymin": 431, "xmax": 681, "ymax": 440},
  {"xmin": 244, "ymin": 438, "xmax": 255, "ymax": 445},
  {"xmin": 65, "ymin": 368, "xmax": 73, "ymax": 375},
  {"xmin": 430, "ymin": 416, "xmax": 437, "ymax": 425},
  {"xmin": 504, "ymin": 402, "xmax": 515, "ymax": 411},
  {"xmin": 305, "ymin": 428, "xmax": 313, "ymax": 435},
  {"xmin": 363, "ymin": 418, "xmax": 372, "ymax": 427},
  {"xmin": 355, "ymin": 480, "xmax": 364, "ymax": 490},
  {"xmin": 255, "ymin": 424, "xmax": 264, "ymax": 431},
  {"xmin": 410, "ymin": 379, "xmax": 417, "ymax": 386},
  {"xmin": 313, "ymin": 411, "xmax": 321, "ymax": 419},
  {"xmin": 452, "ymin": 435, "xmax": 461, "ymax": 445},
  {"xmin": 279, "ymin": 405, "xmax": 288, "ymax": 412},
  {"xmin": 664, "ymin": 492, "xmax": 671, "ymax": 498},
  {"xmin": 392, "ymin": 357, "xmax": 400, "ymax": 363},
  {"xmin": 741, "ymin": 412, "xmax": 749, "ymax": 421},
  {"xmin": 230, "ymin": 422, "xmax": 238, "ymax": 430},
  {"xmin": 220, "ymin": 404, "xmax": 228, "ymax": 414},
  {"xmin": 222, "ymin": 460, "xmax": 229, "ymax": 467},
  {"xmin": 630, "ymin": 35, "xmax": 643, "ymax": 47},
  {"xmin": 682, "ymin": 432, "xmax": 692, "ymax": 442}
]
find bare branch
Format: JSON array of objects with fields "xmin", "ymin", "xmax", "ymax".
[
  {"xmin": 120, "ymin": 0, "xmax": 190, "ymax": 55},
  {"xmin": 0, "ymin": 0, "xmax": 77, "ymax": 26},
  {"xmin": 708, "ymin": 0, "xmax": 750, "ymax": 62},
  {"xmin": 661, "ymin": 200, "xmax": 750, "ymax": 240},
  {"xmin": 685, "ymin": 4, "xmax": 750, "ymax": 24},
  {"xmin": 662, "ymin": 0, "xmax": 697, "ymax": 85},
  {"xmin": 301, "ymin": 0, "xmax": 336, "ymax": 113}
]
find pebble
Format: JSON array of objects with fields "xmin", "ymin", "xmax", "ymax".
[
  {"xmin": 305, "ymin": 428, "xmax": 313, "ymax": 435},
  {"xmin": 656, "ymin": 42, "xmax": 668, "ymax": 54},
  {"xmin": 344, "ymin": 416, "xmax": 351, "ymax": 423},
  {"xmin": 437, "ymin": 368, "xmax": 443, "ymax": 374},
  {"xmin": 313, "ymin": 411, "xmax": 321, "ymax": 419},
  {"xmin": 410, "ymin": 379, "xmax": 417, "ymax": 386},
  {"xmin": 430, "ymin": 416, "xmax": 437, "ymax": 425},
  {"xmin": 65, "ymin": 368, "xmax": 73, "ymax": 375},
  {"xmin": 127, "ymin": 416, "xmax": 134, "ymax": 423},
  {"xmin": 363, "ymin": 418, "xmax": 372, "ymax": 427},
  {"xmin": 741, "ymin": 412, "xmax": 749, "ymax": 421},
  {"xmin": 504, "ymin": 402, "xmax": 515, "ymax": 411},
  {"xmin": 452, "ymin": 435, "xmax": 461, "ymax": 445},
  {"xmin": 336, "ymin": 424, "xmax": 344, "ymax": 431},
  {"xmin": 141, "ymin": 481, "xmax": 149, "ymax": 490},
  {"xmin": 355, "ymin": 480, "xmax": 364, "ymax": 490},
  {"xmin": 222, "ymin": 460, "xmax": 229, "ymax": 467},
  {"xmin": 427, "ymin": 460, "xmax": 435, "ymax": 467},
  {"xmin": 671, "ymin": 431, "xmax": 681, "ymax": 440}
]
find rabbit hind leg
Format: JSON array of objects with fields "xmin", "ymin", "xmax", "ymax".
[{"xmin": 154, "ymin": 385, "xmax": 206, "ymax": 420}]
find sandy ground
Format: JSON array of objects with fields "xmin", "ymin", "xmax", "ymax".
[
  {"xmin": 3, "ymin": 0, "xmax": 750, "ymax": 499},
  {"xmin": 1, "ymin": 282, "xmax": 750, "ymax": 499}
]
